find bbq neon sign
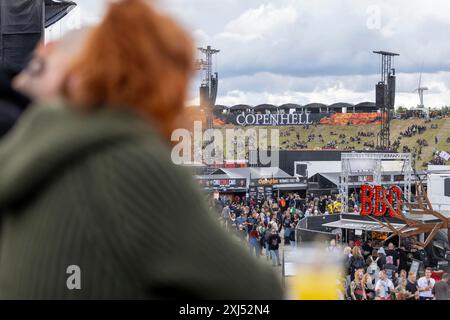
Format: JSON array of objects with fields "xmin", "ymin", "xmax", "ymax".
[{"xmin": 360, "ymin": 185, "xmax": 402, "ymax": 217}]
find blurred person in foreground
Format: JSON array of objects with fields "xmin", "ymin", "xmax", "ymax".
[
  {"xmin": 0, "ymin": 0, "xmax": 282, "ymax": 299},
  {"xmin": 13, "ymin": 30, "xmax": 88, "ymax": 106}
]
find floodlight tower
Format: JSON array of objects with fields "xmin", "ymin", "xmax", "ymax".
[
  {"xmin": 374, "ymin": 51, "xmax": 399, "ymax": 150},
  {"xmin": 196, "ymin": 46, "xmax": 220, "ymax": 129}
]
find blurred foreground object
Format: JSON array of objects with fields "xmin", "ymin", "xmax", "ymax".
[
  {"xmin": 44, "ymin": 0, "xmax": 77, "ymax": 28},
  {"xmin": 287, "ymin": 246, "xmax": 344, "ymax": 300},
  {"xmin": 0, "ymin": 0, "xmax": 282, "ymax": 299},
  {"xmin": 13, "ymin": 29, "xmax": 89, "ymax": 104},
  {"xmin": 0, "ymin": 68, "xmax": 30, "ymax": 136},
  {"xmin": 0, "ymin": 0, "xmax": 76, "ymax": 70}
]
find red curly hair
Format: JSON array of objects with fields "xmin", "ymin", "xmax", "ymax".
[{"xmin": 63, "ymin": 0, "xmax": 194, "ymax": 139}]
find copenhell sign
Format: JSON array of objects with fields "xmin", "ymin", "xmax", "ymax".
[
  {"xmin": 360, "ymin": 185, "xmax": 402, "ymax": 217},
  {"xmin": 234, "ymin": 112, "xmax": 316, "ymax": 126}
]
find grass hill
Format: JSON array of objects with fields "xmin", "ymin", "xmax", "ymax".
[{"xmin": 213, "ymin": 117, "xmax": 450, "ymax": 170}]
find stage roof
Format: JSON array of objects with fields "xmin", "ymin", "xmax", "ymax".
[
  {"xmin": 45, "ymin": 0, "xmax": 77, "ymax": 28},
  {"xmin": 322, "ymin": 218, "xmax": 405, "ymax": 233},
  {"xmin": 318, "ymin": 172, "xmax": 340, "ymax": 186},
  {"xmin": 210, "ymin": 167, "xmax": 292, "ymax": 180},
  {"xmin": 273, "ymin": 183, "xmax": 308, "ymax": 190}
]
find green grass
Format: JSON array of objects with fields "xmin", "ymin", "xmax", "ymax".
[{"xmin": 215, "ymin": 118, "xmax": 450, "ymax": 170}]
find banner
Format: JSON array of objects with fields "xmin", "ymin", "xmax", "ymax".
[
  {"xmin": 439, "ymin": 150, "xmax": 450, "ymax": 161},
  {"xmin": 197, "ymin": 178, "xmax": 247, "ymax": 191},
  {"xmin": 213, "ymin": 112, "xmax": 381, "ymax": 127}
]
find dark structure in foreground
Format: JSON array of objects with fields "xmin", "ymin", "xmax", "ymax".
[{"xmin": 0, "ymin": 0, "xmax": 76, "ymax": 70}]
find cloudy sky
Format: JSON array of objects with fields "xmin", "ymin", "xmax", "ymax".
[{"xmin": 47, "ymin": 0, "xmax": 450, "ymax": 108}]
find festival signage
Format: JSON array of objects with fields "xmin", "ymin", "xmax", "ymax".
[
  {"xmin": 255, "ymin": 178, "xmax": 280, "ymax": 186},
  {"xmin": 250, "ymin": 177, "xmax": 305, "ymax": 187},
  {"xmin": 213, "ymin": 112, "xmax": 381, "ymax": 127},
  {"xmin": 197, "ymin": 178, "xmax": 247, "ymax": 191},
  {"xmin": 234, "ymin": 112, "xmax": 315, "ymax": 126},
  {"xmin": 360, "ymin": 185, "xmax": 402, "ymax": 217}
]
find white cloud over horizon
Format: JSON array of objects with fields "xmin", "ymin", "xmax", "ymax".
[{"xmin": 49, "ymin": 0, "xmax": 450, "ymax": 108}]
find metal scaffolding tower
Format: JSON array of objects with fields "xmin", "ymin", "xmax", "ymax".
[
  {"xmin": 340, "ymin": 153, "xmax": 412, "ymax": 214},
  {"xmin": 374, "ymin": 51, "xmax": 399, "ymax": 150},
  {"xmin": 196, "ymin": 46, "xmax": 220, "ymax": 130}
]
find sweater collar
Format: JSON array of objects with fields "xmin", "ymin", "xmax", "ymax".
[{"xmin": 0, "ymin": 103, "xmax": 154, "ymax": 208}]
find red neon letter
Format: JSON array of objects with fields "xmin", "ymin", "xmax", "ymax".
[
  {"xmin": 388, "ymin": 186, "xmax": 402, "ymax": 217},
  {"xmin": 373, "ymin": 186, "xmax": 387, "ymax": 216},
  {"xmin": 360, "ymin": 185, "xmax": 373, "ymax": 215}
]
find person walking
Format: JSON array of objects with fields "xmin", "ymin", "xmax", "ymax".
[
  {"xmin": 264, "ymin": 224, "xmax": 272, "ymax": 260},
  {"xmin": 257, "ymin": 222, "xmax": 266, "ymax": 256},
  {"xmin": 221, "ymin": 204, "xmax": 231, "ymax": 230},
  {"xmin": 282, "ymin": 212, "xmax": 292, "ymax": 245},
  {"xmin": 349, "ymin": 246, "xmax": 366, "ymax": 281},
  {"xmin": 268, "ymin": 228, "xmax": 282, "ymax": 267},
  {"xmin": 366, "ymin": 249, "xmax": 382, "ymax": 284},
  {"xmin": 248, "ymin": 226, "xmax": 260, "ymax": 259}
]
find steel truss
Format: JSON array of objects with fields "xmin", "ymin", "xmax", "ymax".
[{"xmin": 340, "ymin": 153, "xmax": 412, "ymax": 213}]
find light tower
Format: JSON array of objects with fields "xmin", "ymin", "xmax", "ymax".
[
  {"xmin": 196, "ymin": 46, "xmax": 220, "ymax": 129},
  {"xmin": 374, "ymin": 51, "xmax": 399, "ymax": 150}
]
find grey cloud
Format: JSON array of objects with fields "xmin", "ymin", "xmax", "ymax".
[{"xmin": 72, "ymin": 0, "xmax": 450, "ymax": 106}]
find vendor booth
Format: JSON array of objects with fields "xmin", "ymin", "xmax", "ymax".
[
  {"xmin": 295, "ymin": 213, "xmax": 406, "ymax": 245},
  {"xmin": 196, "ymin": 167, "xmax": 306, "ymax": 201}
]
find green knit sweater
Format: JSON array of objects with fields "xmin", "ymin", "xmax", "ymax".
[{"xmin": 0, "ymin": 104, "xmax": 282, "ymax": 299}]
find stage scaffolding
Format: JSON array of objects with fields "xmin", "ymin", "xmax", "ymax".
[{"xmin": 340, "ymin": 153, "xmax": 412, "ymax": 213}]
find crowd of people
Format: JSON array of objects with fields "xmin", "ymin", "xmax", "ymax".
[
  {"xmin": 333, "ymin": 240, "xmax": 450, "ymax": 300},
  {"xmin": 276, "ymin": 114, "xmax": 449, "ymax": 166},
  {"xmin": 209, "ymin": 192, "xmax": 450, "ymax": 301},
  {"xmin": 397, "ymin": 110, "xmax": 449, "ymax": 119},
  {"xmin": 357, "ymin": 131, "xmax": 376, "ymax": 138},
  {"xmin": 400, "ymin": 124, "xmax": 427, "ymax": 138},
  {"xmin": 427, "ymin": 150, "xmax": 448, "ymax": 166},
  {"xmin": 209, "ymin": 193, "xmax": 349, "ymax": 264},
  {"xmin": 211, "ymin": 193, "xmax": 343, "ymax": 244}
]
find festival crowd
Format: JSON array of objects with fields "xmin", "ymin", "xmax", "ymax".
[
  {"xmin": 209, "ymin": 193, "xmax": 449, "ymax": 300},
  {"xmin": 332, "ymin": 240, "xmax": 450, "ymax": 300},
  {"xmin": 209, "ymin": 193, "xmax": 344, "ymax": 264}
]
